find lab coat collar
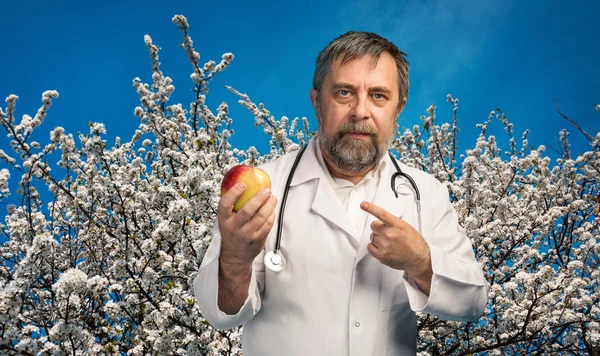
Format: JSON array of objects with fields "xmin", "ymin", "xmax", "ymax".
[
  {"xmin": 287, "ymin": 135, "xmax": 412, "ymax": 249},
  {"xmin": 288, "ymin": 135, "xmax": 390, "ymax": 243},
  {"xmin": 289, "ymin": 135, "xmax": 323, "ymax": 187}
]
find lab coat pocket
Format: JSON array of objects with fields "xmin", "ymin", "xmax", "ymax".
[{"xmin": 380, "ymin": 266, "xmax": 410, "ymax": 311}]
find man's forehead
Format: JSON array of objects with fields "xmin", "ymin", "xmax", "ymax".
[
  {"xmin": 326, "ymin": 52, "xmax": 397, "ymax": 90},
  {"xmin": 333, "ymin": 52, "xmax": 382, "ymax": 68}
]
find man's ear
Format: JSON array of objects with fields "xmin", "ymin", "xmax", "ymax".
[
  {"xmin": 309, "ymin": 88, "xmax": 318, "ymax": 112},
  {"xmin": 396, "ymin": 97, "xmax": 408, "ymax": 118}
]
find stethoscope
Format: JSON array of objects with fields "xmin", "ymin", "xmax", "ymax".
[{"xmin": 264, "ymin": 144, "xmax": 422, "ymax": 272}]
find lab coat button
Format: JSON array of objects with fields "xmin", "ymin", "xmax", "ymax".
[{"xmin": 355, "ymin": 322, "xmax": 360, "ymax": 327}]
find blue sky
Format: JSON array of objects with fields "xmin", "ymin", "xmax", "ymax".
[{"xmin": 1, "ymin": 0, "xmax": 599, "ymax": 187}]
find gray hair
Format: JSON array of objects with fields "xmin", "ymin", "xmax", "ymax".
[{"xmin": 312, "ymin": 31, "xmax": 410, "ymax": 107}]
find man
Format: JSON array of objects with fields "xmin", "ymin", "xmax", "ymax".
[{"xmin": 194, "ymin": 31, "xmax": 488, "ymax": 355}]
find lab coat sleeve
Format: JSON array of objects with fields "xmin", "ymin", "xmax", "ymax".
[
  {"xmin": 193, "ymin": 221, "xmax": 265, "ymax": 330},
  {"xmin": 404, "ymin": 179, "xmax": 488, "ymax": 322}
]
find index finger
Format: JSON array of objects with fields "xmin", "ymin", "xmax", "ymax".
[
  {"xmin": 218, "ymin": 182, "xmax": 247, "ymax": 218},
  {"xmin": 360, "ymin": 201, "xmax": 399, "ymax": 227}
]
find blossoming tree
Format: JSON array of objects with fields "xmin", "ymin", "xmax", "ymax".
[{"xmin": 1, "ymin": 15, "xmax": 598, "ymax": 355}]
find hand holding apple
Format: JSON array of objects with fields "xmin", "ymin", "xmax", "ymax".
[{"xmin": 217, "ymin": 165, "xmax": 277, "ymax": 272}]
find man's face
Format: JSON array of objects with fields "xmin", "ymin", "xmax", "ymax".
[{"xmin": 310, "ymin": 52, "xmax": 406, "ymax": 173}]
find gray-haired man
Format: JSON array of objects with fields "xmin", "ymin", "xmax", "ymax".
[{"xmin": 195, "ymin": 31, "xmax": 488, "ymax": 355}]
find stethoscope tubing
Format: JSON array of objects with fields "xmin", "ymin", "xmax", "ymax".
[{"xmin": 274, "ymin": 144, "xmax": 309, "ymax": 252}]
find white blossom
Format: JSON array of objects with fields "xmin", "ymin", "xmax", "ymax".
[{"xmin": 53, "ymin": 268, "xmax": 88, "ymax": 296}]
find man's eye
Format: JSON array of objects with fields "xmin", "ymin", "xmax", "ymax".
[
  {"xmin": 373, "ymin": 93, "xmax": 386, "ymax": 100},
  {"xmin": 339, "ymin": 90, "xmax": 350, "ymax": 96}
]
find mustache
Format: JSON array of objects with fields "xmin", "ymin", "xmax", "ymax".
[{"xmin": 336, "ymin": 124, "xmax": 377, "ymax": 137}]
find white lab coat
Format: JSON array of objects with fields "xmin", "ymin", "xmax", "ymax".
[{"xmin": 194, "ymin": 136, "xmax": 488, "ymax": 356}]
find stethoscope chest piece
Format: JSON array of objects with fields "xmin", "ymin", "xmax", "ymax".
[{"xmin": 264, "ymin": 250, "xmax": 286, "ymax": 272}]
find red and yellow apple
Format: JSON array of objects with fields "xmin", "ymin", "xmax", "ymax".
[{"xmin": 221, "ymin": 165, "xmax": 271, "ymax": 212}]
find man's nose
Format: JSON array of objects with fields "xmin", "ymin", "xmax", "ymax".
[{"xmin": 350, "ymin": 95, "xmax": 370, "ymax": 121}]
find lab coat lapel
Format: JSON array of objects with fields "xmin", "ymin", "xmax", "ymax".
[
  {"xmin": 291, "ymin": 137, "xmax": 357, "ymax": 242},
  {"xmin": 355, "ymin": 155, "xmax": 411, "ymax": 265},
  {"xmin": 311, "ymin": 177, "xmax": 357, "ymax": 241}
]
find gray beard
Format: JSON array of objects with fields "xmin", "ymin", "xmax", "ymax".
[{"xmin": 317, "ymin": 120, "xmax": 397, "ymax": 173}]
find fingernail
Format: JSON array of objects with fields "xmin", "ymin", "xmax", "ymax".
[
  {"xmin": 262, "ymin": 189, "xmax": 271, "ymax": 195},
  {"xmin": 238, "ymin": 182, "xmax": 246, "ymax": 189}
]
